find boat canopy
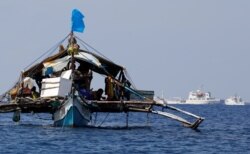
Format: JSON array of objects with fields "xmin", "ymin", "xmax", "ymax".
[{"xmin": 23, "ymin": 49, "xmax": 124, "ymax": 78}]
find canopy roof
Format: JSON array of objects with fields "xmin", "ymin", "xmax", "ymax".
[{"xmin": 24, "ymin": 49, "xmax": 124, "ymax": 78}]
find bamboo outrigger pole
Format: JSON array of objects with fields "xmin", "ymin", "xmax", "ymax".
[{"xmin": 107, "ymin": 77, "xmax": 204, "ymax": 129}]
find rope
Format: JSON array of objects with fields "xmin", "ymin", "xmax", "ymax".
[
  {"xmin": 34, "ymin": 113, "xmax": 51, "ymax": 121},
  {"xmin": 124, "ymin": 69, "xmax": 137, "ymax": 89},
  {"xmin": 75, "ymin": 37, "xmax": 138, "ymax": 91},
  {"xmin": 24, "ymin": 33, "xmax": 70, "ymax": 71},
  {"xmin": 146, "ymin": 112, "xmax": 151, "ymax": 126},
  {"xmin": 75, "ymin": 38, "xmax": 91, "ymax": 52},
  {"xmin": 0, "ymin": 73, "xmax": 23, "ymax": 102},
  {"xmin": 71, "ymin": 40, "xmax": 145, "ymax": 101},
  {"xmin": 97, "ymin": 112, "xmax": 110, "ymax": 127},
  {"xmin": 93, "ymin": 112, "xmax": 98, "ymax": 125},
  {"xmin": 75, "ymin": 36, "xmax": 113, "ymax": 63},
  {"xmin": 74, "ymin": 36, "xmax": 146, "ymax": 101}
]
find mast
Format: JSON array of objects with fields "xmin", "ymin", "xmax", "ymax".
[{"xmin": 68, "ymin": 31, "xmax": 78, "ymax": 95}]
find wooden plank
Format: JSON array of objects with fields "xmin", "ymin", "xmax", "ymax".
[
  {"xmin": 93, "ymin": 100, "xmax": 154, "ymax": 104},
  {"xmin": 1, "ymin": 99, "xmax": 155, "ymax": 113}
]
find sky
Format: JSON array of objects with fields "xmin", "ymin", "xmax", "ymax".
[{"xmin": 1, "ymin": 1, "xmax": 250, "ymax": 101}]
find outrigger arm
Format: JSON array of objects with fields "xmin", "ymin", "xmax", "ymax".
[
  {"xmin": 152, "ymin": 99, "xmax": 204, "ymax": 129},
  {"xmin": 100, "ymin": 79, "xmax": 204, "ymax": 129},
  {"xmin": 151, "ymin": 109, "xmax": 204, "ymax": 129}
]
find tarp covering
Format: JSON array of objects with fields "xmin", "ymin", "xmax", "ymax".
[
  {"xmin": 43, "ymin": 52, "xmax": 102, "ymax": 75},
  {"xmin": 23, "ymin": 50, "xmax": 68, "ymax": 77},
  {"xmin": 23, "ymin": 49, "xmax": 123, "ymax": 78},
  {"xmin": 23, "ymin": 77, "xmax": 39, "ymax": 90}
]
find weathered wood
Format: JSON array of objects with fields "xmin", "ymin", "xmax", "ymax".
[
  {"xmin": 0, "ymin": 98, "xmax": 155, "ymax": 113},
  {"xmin": 93, "ymin": 100, "xmax": 154, "ymax": 104},
  {"xmin": 0, "ymin": 98, "xmax": 54, "ymax": 113},
  {"xmin": 89, "ymin": 100, "xmax": 154, "ymax": 112}
]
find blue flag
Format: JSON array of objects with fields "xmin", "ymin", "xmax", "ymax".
[{"xmin": 71, "ymin": 9, "xmax": 85, "ymax": 33}]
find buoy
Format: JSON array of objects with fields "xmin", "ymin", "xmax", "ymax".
[{"xmin": 12, "ymin": 108, "xmax": 21, "ymax": 122}]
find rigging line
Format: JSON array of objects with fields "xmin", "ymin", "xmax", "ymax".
[
  {"xmin": 75, "ymin": 37, "xmax": 136, "ymax": 89},
  {"xmin": 71, "ymin": 42, "xmax": 149, "ymax": 101},
  {"xmin": 97, "ymin": 112, "xmax": 110, "ymax": 127},
  {"xmin": 76, "ymin": 38, "xmax": 90, "ymax": 52},
  {"xmin": 25, "ymin": 34, "xmax": 70, "ymax": 78},
  {"xmin": 76, "ymin": 51, "xmax": 113, "ymax": 78},
  {"xmin": 75, "ymin": 37, "xmax": 130, "ymax": 87},
  {"xmin": 34, "ymin": 113, "xmax": 51, "ymax": 121},
  {"xmin": 77, "ymin": 52, "xmax": 101, "ymax": 67},
  {"xmin": 97, "ymin": 65, "xmax": 146, "ymax": 100},
  {"xmin": 75, "ymin": 36, "xmax": 113, "ymax": 63},
  {"xmin": 94, "ymin": 112, "xmax": 98, "ymax": 125},
  {"xmin": 124, "ymin": 86, "xmax": 147, "ymax": 100},
  {"xmin": 98, "ymin": 67, "xmax": 147, "ymax": 100},
  {"xmin": 74, "ymin": 43, "xmax": 143, "ymax": 99},
  {"xmin": 45, "ymin": 35, "xmax": 70, "ymax": 58},
  {"xmin": 75, "ymin": 54, "xmax": 147, "ymax": 101},
  {"xmin": 124, "ymin": 69, "xmax": 137, "ymax": 89},
  {"xmin": 0, "ymin": 72, "xmax": 23, "ymax": 100},
  {"xmin": 24, "ymin": 33, "xmax": 70, "ymax": 70}
]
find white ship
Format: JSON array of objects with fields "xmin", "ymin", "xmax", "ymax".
[
  {"xmin": 165, "ymin": 97, "xmax": 186, "ymax": 104},
  {"xmin": 185, "ymin": 89, "xmax": 221, "ymax": 105},
  {"xmin": 225, "ymin": 95, "xmax": 245, "ymax": 105},
  {"xmin": 154, "ymin": 95, "xmax": 185, "ymax": 105}
]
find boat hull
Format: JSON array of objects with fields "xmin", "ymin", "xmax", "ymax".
[
  {"xmin": 225, "ymin": 96, "xmax": 245, "ymax": 105},
  {"xmin": 185, "ymin": 99, "xmax": 221, "ymax": 105},
  {"xmin": 166, "ymin": 98, "xmax": 186, "ymax": 104},
  {"xmin": 53, "ymin": 97, "xmax": 91, "ymax": 127},
  {"xmin": 225, "ymin": 101, "xmax": 245, "ymax": 105},
  {"xmin": 185, "ymin": 89, "xmax": 221, "ymax": 105},
  {"xmin": 225, "ymin": 103, "xmax": 245, "ymax": 105}
]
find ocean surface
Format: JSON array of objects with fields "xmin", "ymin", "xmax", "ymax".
[{"xmin": 0, "ymin": 105, "xmax": 250, "ymax": 154}]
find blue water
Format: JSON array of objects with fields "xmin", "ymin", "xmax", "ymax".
[{"xmin": 0, "ymin": 105, "xmax": 250, "ymax": 154}]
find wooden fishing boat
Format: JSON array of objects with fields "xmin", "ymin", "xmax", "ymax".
[{"xmin": 0, "ymin": 10, "xmax": 204, "ymax": 129}]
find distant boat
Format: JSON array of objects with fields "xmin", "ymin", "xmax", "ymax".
[
  {"xmin": 165, "ymin": 97, "xmax": 186, "ymax": 104},
  {"xmin": 185, "ymin": 89, "xmax": 221, "ymax": 105},
  {"xmin": 225, "ymin": 95, "xmax": 245, "ymax": 105},
  {"xmin": 155, "ymin": 91, "xmax": 185, "ymax": 104}
]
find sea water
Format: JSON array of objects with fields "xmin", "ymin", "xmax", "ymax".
[{"xmin": 0, "ymin": 105, "xmax": 250, "ymax": 154}]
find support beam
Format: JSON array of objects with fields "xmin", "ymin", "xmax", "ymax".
[{"xmin": 126, "ymin": 112, "xmax": 129, "ymax": 128}]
